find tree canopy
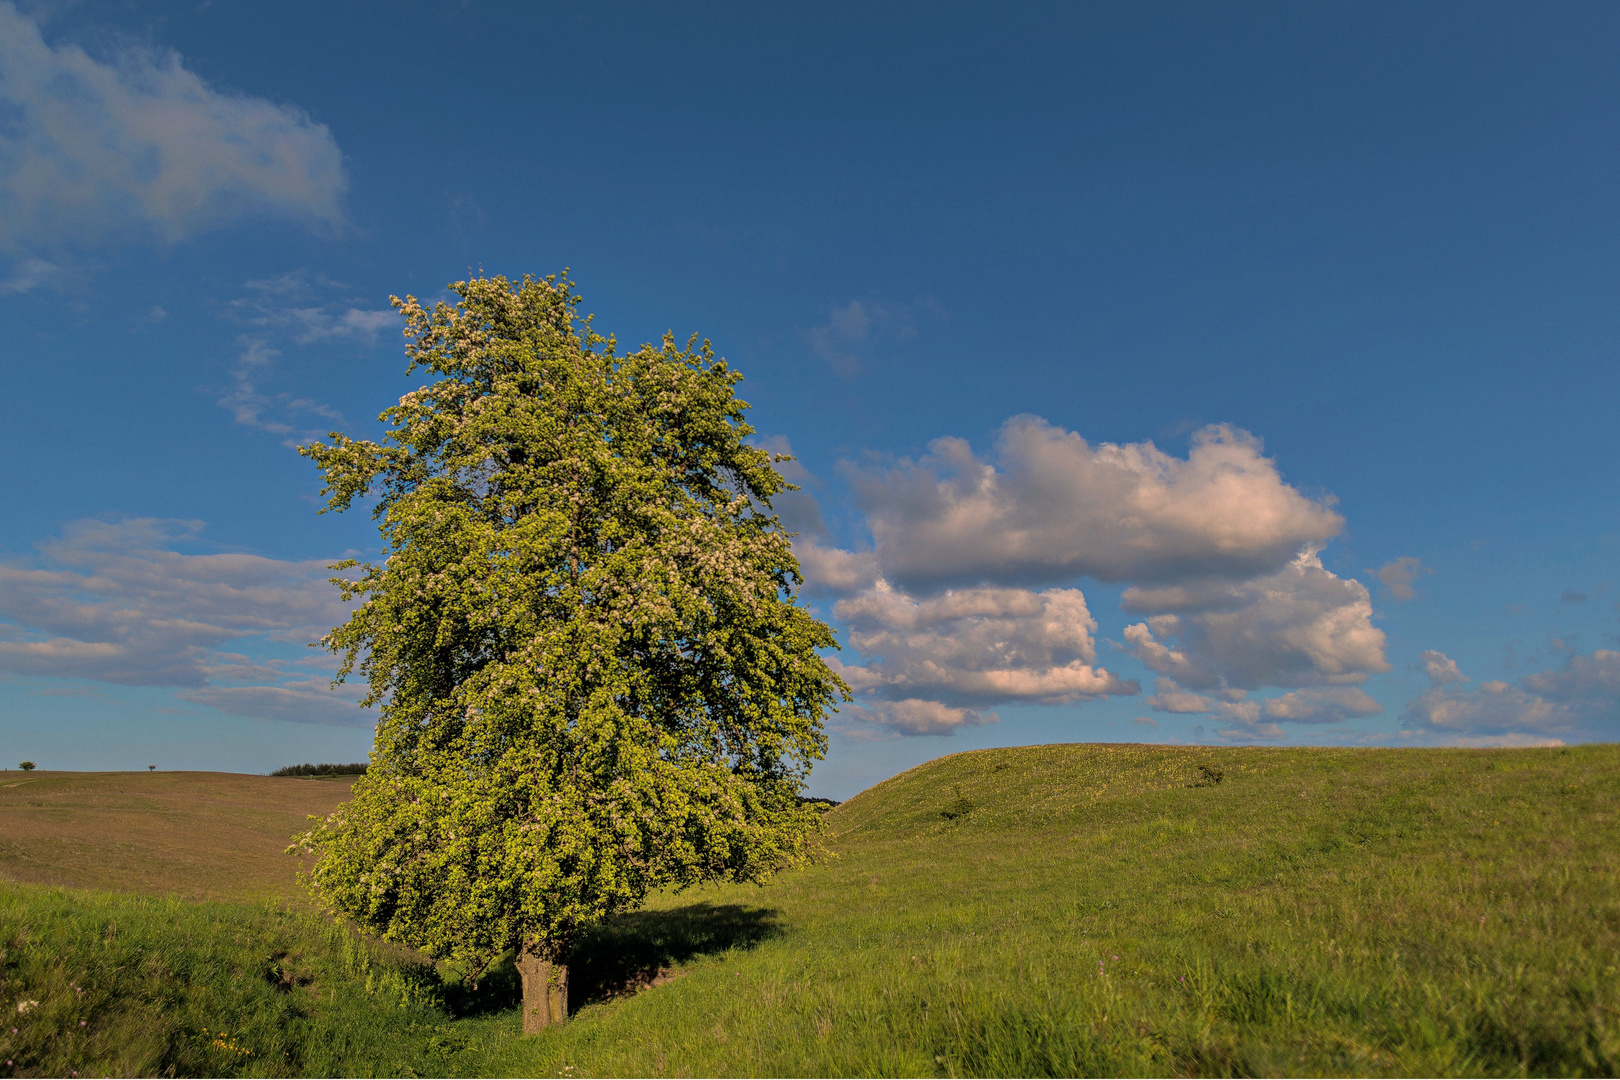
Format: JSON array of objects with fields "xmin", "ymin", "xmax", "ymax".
[{"xmin": 293, "ymin": 273, "xmax": 846, "ymax": 1021}]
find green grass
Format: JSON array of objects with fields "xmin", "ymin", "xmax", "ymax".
[
  {"xmin": 4, "ymin": 744, "xmax": 1618, "ymax": 1077},
  {"xmin": 0, "ymin": 883, "xmax": 507, "ymax": 1077}
]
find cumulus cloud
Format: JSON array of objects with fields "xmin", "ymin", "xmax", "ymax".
[
  {"xmin": 795, "ymin": 539, "xmax": 879, "ymax": 596},
  {"xmin": 1255, "ymin": 686, "xmax": 1383, "ymax": 724},
  {"xmin": 1420, "ymin": 649, "xmax": 1467, "ymax": 687},
  {"xmin": 1120, "ymin": 548, "xmax": 1389, "ymax": 691},
  {"xmin": 1144, "ymin": 677, "xmax": 1218, "ymax": 713},
  {"xmin": 844, "ymin": 418, "xmax": 1342, "ymax": 592},
  {"xmin": 833, "ymin": 580, "xmax": 1138, "ymax": 712},
  {"xmin": 788, "ymin": 415, "xmax": 1391, "ymax": 738},
  {"xmin": 0, "ymin": 3, "xmax": 345, "ymax": 263},
  {"xmin": 1401, "ymin": 650, "xmax": 1620, "ymax": 742},
  {"xmin": 843, "ymin": 698, "xmax": 999, "ymax": 737},
  {"xmin": 1372, "ymin": 556, "xmax": 1428, "ymax": 601},
  {"xmin": 0, "ymin": 518, "xmax": 363, "ymax": 724},
  {"xmin": 1172, "ymin": 685, "xmax": 1382, "ymax": 741},
  {"xmin": 1212, "ymin": 703, "xmax": 1286, "ymax": 741}
]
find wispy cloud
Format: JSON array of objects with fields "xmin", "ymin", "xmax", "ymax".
[
  {"xmin": 225, "ymin": 273, "xmax": 395, "ymax": 346},
  {"xmin": 0, "ymin": 255, "xmax": 65, "ymax": 294},
  {"xmin": 215, "ymin": 271, "xmax": 394, "ymax": 445},
  {"xmin": 1371, "ymin": 556, "xmax": 1428, "ymax": 601},
  {"xmin": 0, "ymin": 518, "xmax": 364, "ymax": 725},
  {"xmin": 804, "ymin": 297, "xmax": 938, "ymax": 376}
]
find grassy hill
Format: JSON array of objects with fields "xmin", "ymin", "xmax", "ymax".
[
  {"xmin": 0, "ymin": 771, "xmax": 355, "ymax": 901},
  {"xmin": 2, "ymin": 744, "xmax": 1617, "ymax": 1077}
]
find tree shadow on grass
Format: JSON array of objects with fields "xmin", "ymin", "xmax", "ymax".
[
  {"xmin": 568, "ymin": 902, "xmax": 782, "ymax": 1013},
  {"xmin": 443, "ymin": 957, "xmax": 523, "ymax": 1017},
  {"xmin": 439, "ymin": 901, "xmax": 781, "ymax": 1018}
]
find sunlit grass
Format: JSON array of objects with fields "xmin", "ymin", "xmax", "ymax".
[
  {"xmin": 481, "ymin": 743, "xmax": 1620, "ymax": 1077},
  {"xmin": 3, "ymin": 743, "xmax": 1616, "ymax": 1077}
]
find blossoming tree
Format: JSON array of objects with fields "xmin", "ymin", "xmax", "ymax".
[{"xmin": 295, "ymin": 273, "xmax": 846, "ymax": 1032}]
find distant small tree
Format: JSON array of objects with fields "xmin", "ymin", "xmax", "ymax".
[
  {"xmin": 294, "ymin": 273, "xmax": 846, "ymax": 1033},
  {"xmin": 18, "ymin": 762, "xmax": 35, "ymax": 771},
  {"xmin": 148, "ymin": 765, "xmax": 157, "ymax": 771}
]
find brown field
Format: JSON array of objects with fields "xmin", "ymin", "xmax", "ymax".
[{"xmin": 0, "ymin": 770, "xmax": 354, "ymax": 903}]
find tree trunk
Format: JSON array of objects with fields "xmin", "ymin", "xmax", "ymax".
[{"xmin": 515, "ymin": 947, "xmax": 569, "ymax": 1034}]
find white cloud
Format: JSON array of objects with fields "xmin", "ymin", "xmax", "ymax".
[
  {"xmin": 1172, "ymin": 685, "xmax": 1382, "ymax": 741},
  {"xmin": 1372, "ymin": 556, "xmax": 1428, "ymax": 601},
  {"xmin": 1144, "ymin": 677, "xmax": 1218, "ymax": 713},
  {"xmin": 789, "ymin": 415, "xmax": 1385, "ymax": 738},
  {"xmin": 0, "ymin": 518, "xmax": 363, "ymax": 724},
  {"xmin": 1521, "ymin": 649, "xmax": 1620, "ymax": 709},
  {"xmin": 1120, "ymin": 548, "xmax": 1389, "ymax": 691},
  {"xmin": 1256, "ymin": 686, "xmax": 1383, "ymax": 724},
  {"xmin": 1445, "ymin": 734, "xmax": 1567, "ymax": 748},
  {"xmin": 1400, "ymin": 650, "xmax": 1620, "ymax": 741},
  {"xmin": 0, "ymin": 2, "xmax": 345, "ymax": 261},
  {"xmin": 794, "ymin": 538, "xmax": 879, "ymax": 596},
  {"xmin": 843, "ymin": 698, "xmax": 999, "ymax": 737},
  {"xmin": 845, "ymin": 418, "xmax": 1342, "ymax": 591},
  {"xmin": 833, "ymin": 579, "xmax": 1137, "ymax": 709},
  {"xmin": 1420, "ymin": 649, "xmax": 1467, "ymax": 687},
  {"xmin": 1130, "ymin": 715, "xmax": 1158, "ymax": 728}
]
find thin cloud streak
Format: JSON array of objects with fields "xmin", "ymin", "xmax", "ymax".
[{"xmin": 0, "ymin": 518, "xmax": 365, "ymax": 724}]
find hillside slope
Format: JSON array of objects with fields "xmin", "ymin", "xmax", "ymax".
[
  {"xmin": 1, "ymin": 745, "xmax": 1616, "ymax": 1077},
  {"xmin": 0, "ymin": 771, "xmax": 354, "ymax": 901},
  {"xmin": 486, "ymin": 743, "xmax": 1620, "ymax": 1077}
]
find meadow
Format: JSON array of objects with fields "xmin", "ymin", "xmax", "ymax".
[
  {"xmin": 1, "ymin": 744, "xmax": 1616, "ymax": 1077},
  {"xmin": 0, "ymin": 771, "xmax": 354, "ymax": 901}
]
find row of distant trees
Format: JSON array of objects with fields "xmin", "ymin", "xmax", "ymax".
[{"xmin": 270, "ymin": 763, "xmax": 369, "ymax": 777}]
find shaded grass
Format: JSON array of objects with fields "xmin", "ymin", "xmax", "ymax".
[
  {"xmin": 4, "ymin": 745, "xmax": 1619, "ymax": 1076},
  {"xmin": 0, "ymin": 883, "xmax": 464, "ymax": 1078}
]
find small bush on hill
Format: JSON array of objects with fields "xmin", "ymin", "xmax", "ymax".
[{"xmin": 941, "ymin": 784, "xmax": 976, "ymax": 820}]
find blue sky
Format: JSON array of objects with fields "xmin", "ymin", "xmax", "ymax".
[{"xmin": 1, "ymin": 0, "xmax": 1616, "ymax": 798}]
